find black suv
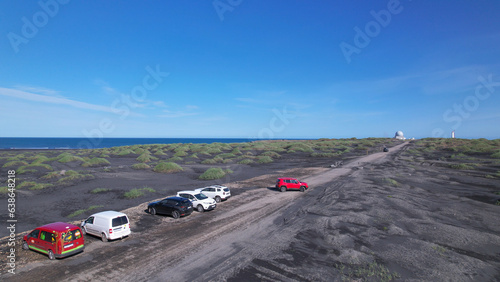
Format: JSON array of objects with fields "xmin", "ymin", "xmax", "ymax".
[{"xmin": 148, "ymin": 197, "xmax": 193, "ymax": 219}]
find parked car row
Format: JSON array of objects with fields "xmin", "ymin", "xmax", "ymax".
[
  {"xmin": 147, "ymin": 184, "xmax": 231, "ymax": 218},
  {"xmin": 23, "ymin": 179, "xmax": 306, "ymax": 260},
  {"xmin": 22, "ymin": 185, "xmax": 231, "ymax": 260}
]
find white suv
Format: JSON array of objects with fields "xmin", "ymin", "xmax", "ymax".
[
  {"xmin": 194, "ymin": 185, "xmax": 231, "ymax": 203},
  {"xmin": 176, "ymin": 190, "xmax": 217, "ymax": 212}
]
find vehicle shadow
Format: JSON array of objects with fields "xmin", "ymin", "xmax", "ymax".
[{"xmin": 266, "ymin": 186, "xmax": 281, "ymax": 192}]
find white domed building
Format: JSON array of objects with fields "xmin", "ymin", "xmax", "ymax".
[{"xmin": 394, "ymin": 131, "xmax": 405, "ymax": 140}]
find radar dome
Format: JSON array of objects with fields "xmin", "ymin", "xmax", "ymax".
[{"xmin": 394, "ymin": 131, "xmax": 405, "ymax": 140}]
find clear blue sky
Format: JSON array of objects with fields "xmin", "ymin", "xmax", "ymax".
[{"xmin": 1, "ymin": 0, "xmax": 499, "ymax": 139}]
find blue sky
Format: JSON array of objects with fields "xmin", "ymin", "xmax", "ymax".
[{"xmin": 1, "ymin": 0, "xmax": 500, "ymax": 139}]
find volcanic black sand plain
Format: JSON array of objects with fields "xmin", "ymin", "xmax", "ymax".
[{"xmin": 1, "ymin": 138, "xmax": 499, "ymax": 281}]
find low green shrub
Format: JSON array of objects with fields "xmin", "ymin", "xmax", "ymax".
[
  {"xmin": 385, "ymin": 178, "xmax": 400, "ymax": 186},
  {"xmin": 202, "ymin": 157, "xmax": 222, "ymax": 164},
  {"xmin": 31, "ymin": 155, "xmax": 50, "ymax": 164},
  {"xmin": 58, "ymin": 153, "xmax": 84, "ymax": 163},
  {"xmin": 287, "ymin": 143, "xmax": 313, "ymax": 153},
  {"xmin": 124, "ymin": 187, "xmax": 156, "ymax": 199},
  {"xmin": 116, "ymin": 149, "xmax": 134, "ymax": 156},
  {"xmin": 217, "ymin": 153, "xmax": 236, "ymax": 159},
  {"xmin": 90, "ymin": 188, "xmax": 111, "ymax": 194},
  {"xmin": 27, "ymin": 163, "xmax": 53, "ymax": 170},
  {"xmin": 30, "ymin": 183, "xmax": 54, "ymax": 190},
  {"xmin": 257, "ymin": 156, "xmax": 273, "ymax": 163},
  {"xmin": 154, "ymin": 149, "xmax": 167, "ymax": 156},
  {"xmin": 199, "ymin": 167, "xmax": 226, "ymax": 180},
  {"xmin": 168, "ymin": 156, "xmax": 183, "ymax": 162},
  {"xmin": 42, "ymin": 171, "xmax": 62, "ymax": 179},
  {"xmin": 174, "ymin": 150, "xmax": 188, "ymax": 157},
  {"xmin": 231, "ymin": 148, "xmax": 242, "ymax": 155},
  {"xmin": 132, "ymin": 163, "xmax": 150, "ymax": 170},
  {"xmin": 153, "ymin": 162, "xmax": 183, "ymax": 173},
  {"xmin": 238, "ymin": 159, "xmax": 254, "ymax": 164},
  {"xmin": 260, "ymin": 151, "xmax": 281, "ymax": 158},
  {"xmin": 124, "ymin": 189, "xmax": 143, "ymax": 199},
  {"xmin": 450, "ymin": 163, "xmax": 476, "ymax": 170},
  {"xmin": 2, "ymin": 160, "xmax": 28, "ymax": 168},
  {"xmin": 57, "ymin": 171, "xmax": 94, "ymax": 185},
  {"xmin": 133, "ymin": 148, "xmax": 145, "ymax": 155},
  {"xmin": 136, "ymin": 152, "xmax": 157, "ymax": 163},
  {"xmin": 82, "ymin": 157, "xmax": 110, "ymax": 167},
  {"xmin": 17, "ymin": 181, "xmax": 37, "ymax": 189},
  {"xmin": 16, "ymin": 166, "xmax": 37, "ymax": 174},
  {"xmin": 7, "ymin": 154, "xmax": 25, "ymax": 161},
  {"xmin": 68, "ymin": 205, "xmax": 103, "ymax": 218}
]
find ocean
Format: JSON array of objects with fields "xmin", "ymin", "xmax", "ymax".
[{"xmin": 0, "ymin": 137, "xmax": 267, "ymax": 150}]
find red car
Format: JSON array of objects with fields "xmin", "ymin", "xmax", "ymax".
[
  {"xmin": 276, "ymin": 177, "xmax": 308, "ymax": 192},
  {"xmin": 23, "ymin": 222, "xmax": 85, "ymax": 260}
]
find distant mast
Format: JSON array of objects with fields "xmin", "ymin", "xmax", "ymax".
[{"xmin": 451, "ymin": 130, "xmax": 455, "ymax": 138}]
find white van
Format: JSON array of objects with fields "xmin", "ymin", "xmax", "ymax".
[
  {"xmin": 176, "ymin": 190, "xmax": 217, "ymax": 212},
  {"xmin": 81, "ymin": 211, "xmax": 130, "ymax": 242}
]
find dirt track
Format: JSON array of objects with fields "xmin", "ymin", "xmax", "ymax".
[{"xmin": 3, "ymin": 142, "xmax": 500, "ymax": 281}]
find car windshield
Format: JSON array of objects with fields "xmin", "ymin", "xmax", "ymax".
[
  {"xmin": 224, "ymin": 188, "xmax": 229, "ymax": 192},
  {"xmin": 195, "ymin": 193, "xmax": 208, "ymax": 200}
]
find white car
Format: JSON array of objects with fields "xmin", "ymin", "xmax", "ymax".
[
  {"xmin": 194, "ymin": 185, "xmax": 231, "ymax": 203},
  {"xmin": 176, "ymin": 190, "xmax": 217, "ymax": 212}
]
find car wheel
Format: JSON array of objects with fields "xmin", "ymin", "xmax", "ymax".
[
  {"xmin": 215, "ymin": 196, "xmax": 221, "ymax": 203},
  {"xmin": 48, "ymin": 250, "xmax": 55, "ymax": 260},
  {"xmin": 172, "ymin": 210, "xmax": 180, "ymax": 219},
  {"xmin": 280, "ymin": 186, "xmax": 287, "ymax": 192},
  {"xmin": 197, "ymin": 205, "xmax": 204, "ymax": 212},
  {"xmin": 149, "ymin": 207, "xmax": 156, "ymax": 215},
  {"xmin": 300, "ymin": 186, "xmax": 305, "ymax": 192},
  {"xmin": 81, "ymin": 227, "xmax": 86, "ymax": 235},
  {"xmin": 101, "ymin": 233, "xmax": 108, "ymax": 242},
  {"xmin": 22, "ymin": 241, "xmax": 29, "ymax": 250}
]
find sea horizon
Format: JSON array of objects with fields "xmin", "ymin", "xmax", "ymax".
[{"xmin": 0, "ymin": 137, "xmax": 310, "ymax": 150}]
